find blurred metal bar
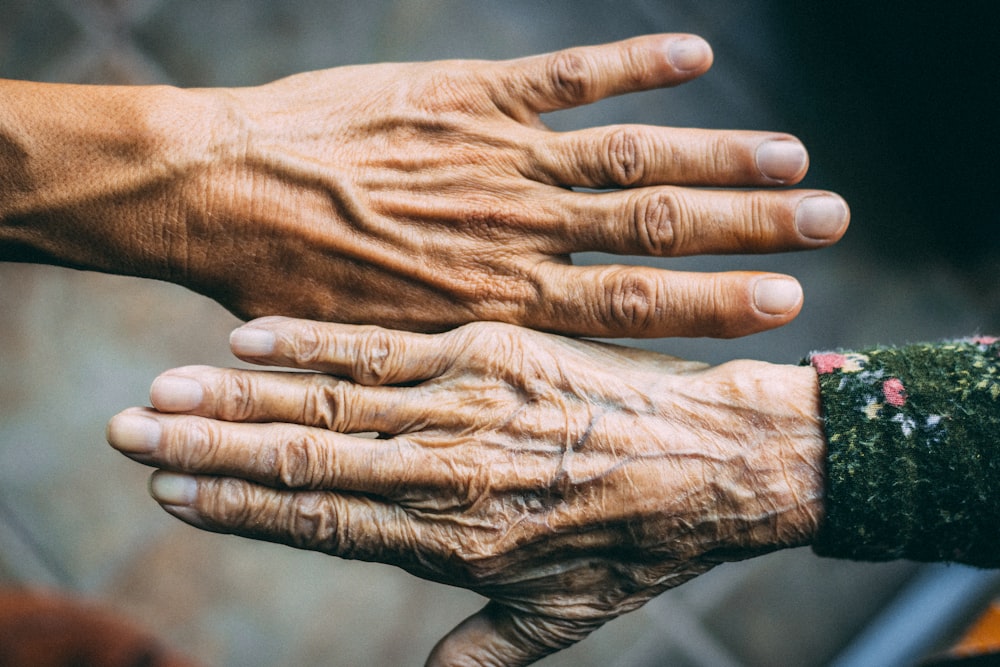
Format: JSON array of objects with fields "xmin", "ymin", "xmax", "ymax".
[{"xmin": 831, "ymin": 563, "xmax": 1000, "ymax": 667}]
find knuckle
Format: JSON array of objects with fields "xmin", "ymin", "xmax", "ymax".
[
  {"xmin": 283, "ymin": 493, "xmax": 341, "ymax": 552},
  {"xmin": 353, "ymin": 328, "xmax": 397, "ymax": 384},
  {"xmin": 633, "ymin": 193, "xmax": 677, "ymax": 255},
  {"xmin": 202, "ymin": 477, "xmax": 256, "ymax": 528},
  {"xmin": 600, "ymin": 270, "xmax": 661, "ymax": 334},
  {"xmin": 602, "ymin": 128, "xmax": 647, "ymax": 187},
  {"xmin": 461, "ymin": 319, "xmax": 514, "ymax": 340},
  {"xmin": 302, "ymin": 379, "xmax": 349, "ymax": 431},
  {"xmin": 173, "ymin": 418, "xmax": 221, "ymax": 470},
  {"xmin": 274, "ymin": 431, "xmax": 328, "ymax": 488},
  {"xmin": 547, "ymin": 50, "xmax": 595, "ymax": 105},
  {"xmin": 288, "ymin": 323, "xmax": 329, "ymax": 367},
  {"xmin": 214, "ymin": 372, "xmax": 257, "ymax": 422},
  {"xmin": 621, "ymin": 43, "xmax": 657, "ymax": 89},
  {"xmin": 702, "ymin": 277, "xmax": 742, "ymax": 338},
  {"xmin": 456, "ymin": 321, "xmax": 523, "ymax": 364}
]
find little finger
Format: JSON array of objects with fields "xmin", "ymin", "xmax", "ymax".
[{"xmin": 149, "ymin": 472, "xmax": 421, "ymax": 563}]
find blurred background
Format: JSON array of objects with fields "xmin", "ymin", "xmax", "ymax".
[{"xmin": 1, "ymin": 1, "xmax": 999, "ymax": 665}]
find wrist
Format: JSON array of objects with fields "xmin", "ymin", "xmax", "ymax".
[
  {"xmin": 695, "ymin": 361, "xmax": 826, "ymax": 556},
  {"xmin": 766, "ymin": 364, "xmax": 826, "ymax": 548}
]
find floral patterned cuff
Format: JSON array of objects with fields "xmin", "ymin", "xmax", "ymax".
[{"xmin": 804, "ymin": 337, "xmax": 1000, "ymax": 567}]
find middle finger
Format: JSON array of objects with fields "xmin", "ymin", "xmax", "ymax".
[{"xmin": 538, "ymin": 186, "xmax": 848, "ymax": 256}]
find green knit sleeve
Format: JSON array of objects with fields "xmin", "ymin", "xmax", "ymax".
[{"xmin": 804, "ymin": 337, "xmax": 1000, "ymax": 567}]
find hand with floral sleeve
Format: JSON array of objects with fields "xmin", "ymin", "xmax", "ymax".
[
  {"xmin": 107, "ymin": 317, "xmax": 827, "ymax": 665},
  {"xmin": 2, "ymin": 34, "xmax": 847, "ymax": 338}
]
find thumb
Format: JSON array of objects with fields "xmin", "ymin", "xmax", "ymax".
[{"xmin": 425, "ymin": 601, "xmax": 598, "ymax": 667}]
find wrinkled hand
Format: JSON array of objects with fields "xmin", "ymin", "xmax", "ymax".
[
  {"xmin": 3, "ymin": 34, "xmax": 848, "ymax": 337},
  {"xmin": 182, "ymin": 34, "xmax": 848, "ymax": 337},
  {"xmin": 108, "ymin": 317, "xmax": 826, "ymax": 665},
  {"xmin": 95, "ymin": 33, "xmax": 842, "ymax": 338}
]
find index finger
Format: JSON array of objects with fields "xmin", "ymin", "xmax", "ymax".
[
  {"xmin": 499, "ymin": 34, "xmax": 713, "ymax": 114},
  {"xmin": 228, "ymin": 317, "xmax": 452, "ymax": 384}
]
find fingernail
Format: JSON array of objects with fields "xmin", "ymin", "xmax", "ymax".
[
  {"xmin": 795, "ymin": 195, "xmax": 849, "ymax": 241},
  {"xmin": 149, "ymin": 472, "xmax": 198, "ymax": 506},
  {"xmin": 230, "ymin": 327, "xmax": 275, "ymax": 356},
  {"xmin": 754, "ymin": 278, "xmax": 803, "ymax": 315},
  {"xmin": 107, "ymin": 414, "xmax": 161, "ymax": 454},
  {"xmin": 755, "ymin": 140, "xmax": 808, "ymax": 182},
  {"xmin": 150, "ymin": 376, "xmax": 203, "ymax": 412},
  {"xmin": 668, "ymin": 37, "xmax": 711, "ymax": 71}
]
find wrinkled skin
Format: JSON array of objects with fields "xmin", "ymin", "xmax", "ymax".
[
  {"xmin": 108, "ymin": 317, "xmax": 826, "ymax": 666},
  {"xmin": 1, "ymin": 34, "xmax": 847, "ymax": 338}
]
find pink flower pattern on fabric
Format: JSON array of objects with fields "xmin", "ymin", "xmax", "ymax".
[
  {"xmin": 810, "ymin": 352, "xmax": 868, "ymax": 375},
  {"xmin": 807, "ymin": 337, "xmax": 1000, "ymax": 567},
  {"xmin": 812, "ymin": 353, "xmax": 847, "ymax": 374},
  {"xmin": 882, "ymin": 378, "xmax": 907, "ymax": 407}
]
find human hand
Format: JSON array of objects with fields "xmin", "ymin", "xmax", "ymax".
[
  {"xmin": 2, "ymin": 34, "xmax": 846, "ymax": 338},
  {"xmin": 108, "ymin": 317, "xmax": 827, "ymax": 665},
  {"xmin": 184, "ymin": 33, "xmax": 848, "ymax": 337}
]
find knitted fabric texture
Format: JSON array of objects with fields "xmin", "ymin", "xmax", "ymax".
[{"xmin": 805, "ymin": 337, "xmax": 1000, "ymax": 567}]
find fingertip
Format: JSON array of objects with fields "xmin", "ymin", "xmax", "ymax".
[
  {"xmin": 107, "ymin": 409, "xmax": 161, "ymax": 455},
  {"xmin": 666, "ymin": 34, "xmax": 713, "ymax": 73},
  {"xmin": 755, "ymin": 139, "xmax": 809, "ymax": 183},
  {"xmin": 230, "ymin": 325, "xmax": 277, "ymax": 357},
  {"xmin": 795, "ymin": 194, "xmax": 850, "ymax": 242},
  {"xmin": 753, "ymin": 276, "xmax": 803, "ymax": 318},
  {"xmin": 149, "ymin": 471, "xmax": 198, "ymax": 506},
  {"xmin": 150, "ymin": 474, "xmax": 210, "ymax": 531},
  {"xmin": 150, "ymin": 374, "xmax": 204, "ymax": 413}
]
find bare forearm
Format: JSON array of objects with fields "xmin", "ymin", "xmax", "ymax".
[{"xmin": 0, "ymin": 79, "xmax": 215, "ymax": 278}]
